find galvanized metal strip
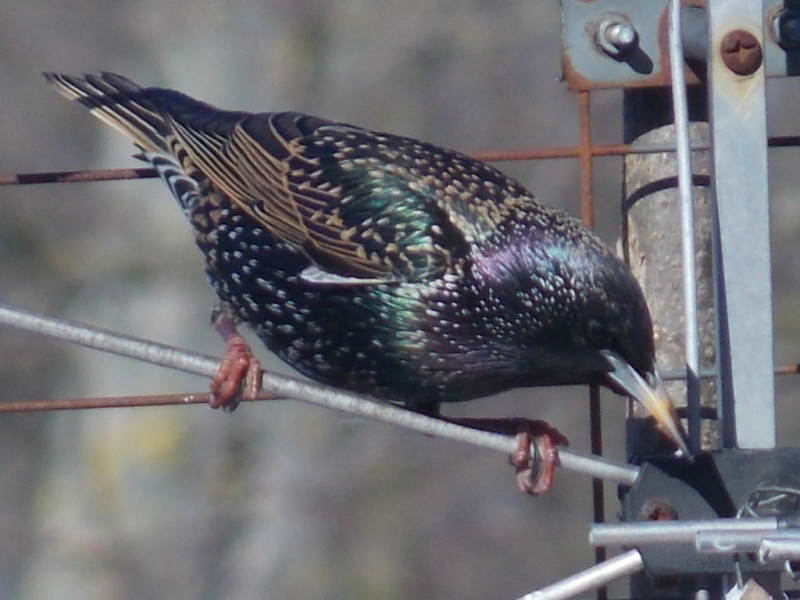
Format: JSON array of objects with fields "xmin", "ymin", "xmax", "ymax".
[{"xmin": 709, "ymin": 0, "xmax": 776, "ymax": 449}]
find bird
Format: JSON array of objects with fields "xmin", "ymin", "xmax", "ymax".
[{"xmin": 45, "ymin": 72, "xmax": 688, "ymax": 493}]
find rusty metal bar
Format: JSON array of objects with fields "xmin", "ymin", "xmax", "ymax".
[
  {"xmin": 3, "ymin": 137, "xmax": 799, "ymax": 187},
  {"xmin": 578, "ymin": 91, "xmax": 596, "ymax": 227},
  {"xmin": 0, "ymin": 392, "xmax": 271, "ymax": 412},
  {"xmin": 7, "ymin": 360, "xmax": 800, "ymax": 414},
  {"xmin": 0, "ymin": 167, "xmax": 157, "ymax": 186},
  {"xmin": 577, "ymin": 89, "xmax": 608, "ymax": 600},
  {"xmin": 0, "ymin": 301, "xmax": 641, "ymax": 485}
]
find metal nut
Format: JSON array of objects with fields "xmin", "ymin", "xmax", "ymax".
[
  {"xmin": 772, "ymin": 8, "xmax": 800, "ymax": 50},
  {"xmin": 720, "ymin": 29, "xmax": 763, "ymax": 76}
]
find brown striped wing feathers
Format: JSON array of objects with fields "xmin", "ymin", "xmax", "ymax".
[{"xmin": 170, "ymin": 112, "xmax": 461, "ymax": 282}]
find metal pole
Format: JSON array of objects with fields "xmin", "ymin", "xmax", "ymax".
[
  {"xmin": 708, "ymin": 0, "xmax": 775, "ymax": 450},
  {"xmin": 0, "ymin": 302, "xmax": 640, "ymax": 486},
  {"xmin": 758, "ymin": 538, "xmax": 800, "ymax": 562},
  {"xmin": 516, "ymin": 550, "xmax": 644, "ymax": 600},
  {"xmin": 669, "ymin": 0, "xmax": 703, "ymax": 454},
  {"xmin": 590, "ymin": 517, "xmax": 779, "ymax": 546},
  {"xmin": 696, "ymin": 529, "xmax": 800, "ymax": 554}
]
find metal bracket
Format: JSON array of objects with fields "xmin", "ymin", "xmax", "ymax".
[{"xmin": 618, "ymin": 449, "xmax": 800, "ymax": 579}]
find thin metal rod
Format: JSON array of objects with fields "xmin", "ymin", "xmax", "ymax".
[
  {"xmin": 0, "ymin": 302, "xmax": 640, "ymax": 486},
  {"xmin": 517, "ymin": 549, "xmax": 644, "ymax": 600},
  {"xmin": 0, "ymin": 304, "xmax": 220, "ymax": 377},
  {"xmin": 479, "ymin": 135, "xmax": 800, "ymax": 158},
  {"xmin": 2, "ymin": 137, "xmax": 799, "ymax": 187},
  {"xmin": 0, "ymin": 392, "xmax": 280, "ymax": 412},
  {"xmin": 694, "ymin": 589, "xmax": 711, "ymax": 600},
  {"xmin": 557, "ymin": 452, "xmax": 638, "ymax": 485},
  {"xmin": 590, "ymin": 387, "xmax": 607, "ymax": 596},
  {"xmin": 590, "ymin": 517, "xmax": 778, "ymax": 546},
  {"xmin": 662, "ymin": 364, "xmax": 800, "ymax": 381},
  {"xmin": 776, "ymin": 363, "xmax": 800, "ymax": 375},
  {"xmin": 669, "ymin": 0, "xmax": 701, "ymax": 454},
  {"xmin": 0, "ymin": 167, "xmax": 157, "ymax": 186},
  {"xmin": 577, "ymin": 90, "xmax": 607, "ymax": 600},
  {"xmin": 696, "ymin": 529, "xmax": 800, "ymax": 554},
  {"xmin": 759, "ymin": 538, "xmax": 800, "ymax": 562},
  {"xmin": 578, "ymin": 91, "xmax": 595, "ymax": 228}
]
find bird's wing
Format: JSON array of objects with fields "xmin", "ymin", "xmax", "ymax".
[
  {"xmin": 161, "ymin": 109, "xmax": 477, "ymax": 283},
  {"xmin": 45, "ymin": 72, "xmax": 528, "ymax": 283}
]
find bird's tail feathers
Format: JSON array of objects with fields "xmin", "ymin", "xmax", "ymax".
[{"xmin": 44, "ymin": 72, "xmax": 170, "ymax": 153}]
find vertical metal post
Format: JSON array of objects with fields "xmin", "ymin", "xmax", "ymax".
[
  {"xmin": 577, "ymin": 89, "xmax": 608, "ymax": 600},
  {"xmin": 708, "ymin": 0, "xmax": 775, "ymax": 450}
]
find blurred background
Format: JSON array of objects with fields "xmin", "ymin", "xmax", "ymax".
[{"xmin": 1, "ymin": 1, "xmax": 800, "ymax": 598}]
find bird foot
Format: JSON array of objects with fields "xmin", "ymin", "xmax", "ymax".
[
  {"xmin": 510, "ymin": 420, "xmax": 566, "ymax": 496},
  {"xmin": 440, "ymin": 417, "xmax": 567, "ymax": 496},
  {"xmin": 210, "ymin": 311, "xmax": 263, "ymax": 412}
]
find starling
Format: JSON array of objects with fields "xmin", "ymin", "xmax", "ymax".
[{"xmin": 45, "ymin": 73, "xmax": 688, "ymax": 491}]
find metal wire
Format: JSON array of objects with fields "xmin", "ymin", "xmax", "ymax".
[
  {"xmin": 738, "ymin": 482, "xmax": 800, "ymax": 519},
  {"xmin": 3, "ymin": 137, "xmax": 800, "ymax": 187},
  {"xmin": 0, "ymin": 302, "xmax": 641, "ymax": 486},
  {"xmin": 591, "ymin": 517, "xmax": 780, "ymax": 546},
  {"xmin": 669, "ymin": 0, "xmax": 702, "ymax": 454},
  {"xmin": 576, "ymin": 89, "xmax": 609, "ymax": 600}
]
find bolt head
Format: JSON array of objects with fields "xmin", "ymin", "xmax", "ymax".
[
  {"xmin": 608, "ymin": 23, "xmax": 636, "ymax": 48},
  {"xmin": 720, "ymin": 29, "xmax": 763, "ymax": 76},
  {"xmin": 596, "ymin": 16, "xmax": 638, "ymax": 58}
]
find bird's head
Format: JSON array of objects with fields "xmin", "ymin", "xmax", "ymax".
[
  {"xmin": 572, "ymin": 257, "xmax": 690, "ymax": 458},
  {"xmin": 475, "ymin": 223, "xmax": 689, "ymax": 457}
]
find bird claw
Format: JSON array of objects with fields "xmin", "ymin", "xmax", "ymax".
[
  {"xmin": 507, "ymin": 420, "xmax": 567, "ymax": 496},
  {"xmin": 210, "ymin": 335, "xmax": 263, "ymax": 412},
  {"xmin": 440, "ymin": 416, "xmax": 567, "ymax": 496},
  {"xmin": 210, "ymin": 309, "xmax": 263, "ymax": 412}
]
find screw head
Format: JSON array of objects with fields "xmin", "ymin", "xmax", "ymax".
[{"xmin": 720, "ymin": 29, "xmax": 763, "ymax": 76}]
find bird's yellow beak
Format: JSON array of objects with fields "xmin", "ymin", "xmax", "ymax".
[{"xmin": 601, "ymin": 351, "xmax": 690, "ymax": 458}]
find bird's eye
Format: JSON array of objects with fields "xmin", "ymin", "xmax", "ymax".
[{"xmin": 587, "ymin": 319, "xmax": 613, "ymax": 347}]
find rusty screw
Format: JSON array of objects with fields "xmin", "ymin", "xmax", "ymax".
[{"xmin": 720, "ymin": 29, "xmax": 763, "ymax": 76}]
